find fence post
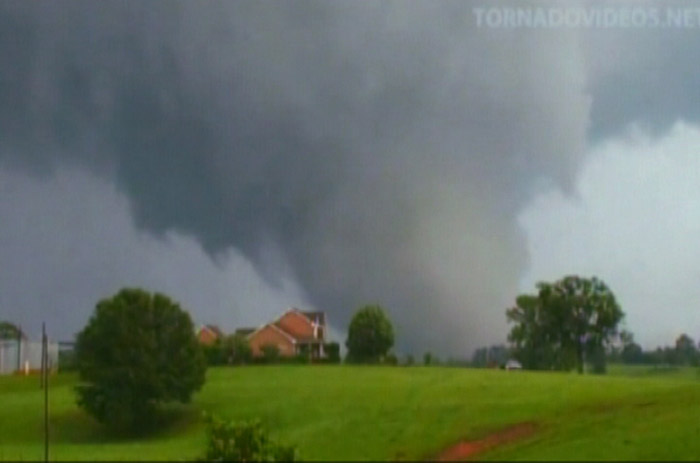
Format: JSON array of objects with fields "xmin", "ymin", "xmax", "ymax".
[
  {"xmin": 43, "ymin": 322, "xmax": 49, "ymax": 462},
  {"xmin": 17, "ymin": 324, "xmax": 22, "ymax": 373}
]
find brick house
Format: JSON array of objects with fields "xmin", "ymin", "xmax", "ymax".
[
  {"xmin": 246, "ymin": 309, "xmax": 328, "ymax": 359},
  {"xmin": 197, "ymin": 324, "xmax": 224, "ymax": 346}
]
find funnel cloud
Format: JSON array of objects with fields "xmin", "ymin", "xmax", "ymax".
[{"xmin": 1, "ymin": 1, "xmax": 699, "ymax": 355}]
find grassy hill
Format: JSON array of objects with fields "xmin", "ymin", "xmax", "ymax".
[{"xmin": 1, "ymin": 365, "xmax": 699, "ymax": 461}]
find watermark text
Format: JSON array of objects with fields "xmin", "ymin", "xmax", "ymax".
[{"xmin": 473, "ymin": 7, "xmax": 700, "ymax": 29}]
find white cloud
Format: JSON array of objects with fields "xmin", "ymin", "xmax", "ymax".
[{"xmin": 519, "ymin": 121, "xmax": 700, "ymax": 349}]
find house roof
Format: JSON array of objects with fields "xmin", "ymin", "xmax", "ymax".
[
  {"xmin": 272, "ymin": 318, "xmax": 311, "ymax": 340},
  {"xmin": 202, "ymin": 324, "xmax": 224, "ymax": 338},
  {"xmin": 246, "ymin": 322, "xmax": 298, "ymax": 344},
  {"xmin": 245, "ymin": 308, "xmax": 329, "ymax": 345}
]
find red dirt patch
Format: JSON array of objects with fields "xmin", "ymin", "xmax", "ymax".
[{"xmin": 434, "ymin": 422, "xmax": 538, "ymax": 461}]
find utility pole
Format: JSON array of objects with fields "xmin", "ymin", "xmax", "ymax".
[
  {"xmin": 40, "ymin": 326, "xmax": 45, "ymax": 389},
  {"xmin": 42, "ymin": 322, "xmax": 49, "ymax": 462}
]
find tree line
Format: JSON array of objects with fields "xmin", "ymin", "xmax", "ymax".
[
  {"xmin": 470, "ymin": 274, "xmax": 700, "ymax": 373},
  {"xmin": 610, "ymin": 331, "xmax": 700, "ymax": 366},
  {"xmin": 6, "ymin": 274, "xmax": 693, "ymax": 440},
  {"xmin": 472, "ymin": 332, "xmax": 700, "ymax": 370}
]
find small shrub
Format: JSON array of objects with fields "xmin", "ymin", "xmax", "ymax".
[
  {"xmin": 261, "ymin": 344, "xmax": 281, "ymax": 364},
  {"xmin": 423, "ymin": 352, "xmax": 433, "ymax": 366},
  {"xmin": 297, "ymin": 344, "xmax": 312, "ymax": 363},
  {"xmin": 323, "ymin": 342, "xmax": 341, "ymax": 364},
  {"xmin": 223, "ymin": 335, "xmax": 253, "ymax": 365},
  {"xmin": 384, "ymin": 353, "xmax": 398, "ymax": 366},
  {"xmin": 204, "ymin": 340, "xmax": 225, "ymax": 366},
  {"xmin": 203, "ymin": 414, "xmax": 298, "ymax": 462}
]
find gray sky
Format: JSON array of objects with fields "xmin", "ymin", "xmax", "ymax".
[
  {"xmin": 1, "ymin": 1, "xmax": 699, "ymax": 355},
  {"xmin": 0, "ymin": 166, "xmax": 308, "ymax": 341}
]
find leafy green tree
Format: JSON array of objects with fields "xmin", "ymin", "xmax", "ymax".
[
  {"xmin": 345, "ymin": 305, "xmax": 394, "ymax": 363},
  {"xmin": 223, "ymin": 334, "xmax": 253, "ymax": 365},
  {"xmin": 587, "ymin": 343, "xmax": 607, "ymax": 374},
  {"xmin": 620, "ymin": 331, "xmax": 645, "ymax": 364},
  {"xmin": 662, "ymin": 346, "xmax": 678, "ymax": 365},
  {"xmin": 0, "ymin": 321, "xmax": 22, "ymax": 340},
  {"xmin": 647, "ymin": 347, "xmax": 664, "ymax": 365},
  {"xmin": 423, "ymin": 352, "xmax": 433, "ymax": 366},
  {"xmin": 506, "ymin": 295, "xmax": 560, "ymax": 370},
  {"xmin": 621, "ymin": 342, "xmax": 644, "ymax": 364},
  {"xmin": 675, "ymin": 333, "xmax": 697, "ymax": 366},
  {"xmin": 75, "ymin": 288, "xmax": 206, "ymax": 432},
  {"xmin": 507, "ymin": 276, "xmax": 624, "ymax": 374}
]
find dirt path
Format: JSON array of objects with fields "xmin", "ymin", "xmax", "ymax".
[{"xmin": 434, "ymin": 422, "xmax": 538, "ymax": 461}]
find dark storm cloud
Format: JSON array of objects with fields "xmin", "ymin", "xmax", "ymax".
[
  {"xmin": 0, "ymin": 167, "xmax": 308, "ymax": 342},
  {"xmin": 0, "ymin": 1, "xmax": 595, "ymax": 354},
  {"xmin": 583, "ymin": 2, "xmax": 700, "ymax": 141}
]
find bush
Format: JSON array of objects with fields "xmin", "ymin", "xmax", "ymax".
[
  {"xmin": 323, "ymin": 342, "xmax": 341, "ymax": 364},
  {"xmin": 75, "ymin": 288, "xmax": 206, "ymax": 432},
  {"xmin": 261, "ymin": 344, "xmax": 281, "ymax": 363},
  {"xmin": 423, "ymin": 352, "xmax": 433, "ymax": 366},
  {"xmin": 203, "ymin": 414, "xmax": 298, "ymax": 462},
  {"xmin": 204, "ymin": 340, "xmax": 226, "ymax": 366},
  {"xmin": 297, "ymin": 344, "xmax": 312, "ymax": 363},
  {"xmin": 404, "ymin": 354, "xmax": 415, "ymax": 366},
  {"xmin": 202, "ymin": 335, "xmax": 253, "ymax": 366},
  {"xmin": 250, "ymin": 355, "xmax": 307, "ymax": 366},
  {"xmin": 384, "ymin": 353, "xmax": 398, "ymax": 366},
  {"xmin": 223, "ymin": 334, "xmax": 253, "ymax": 365}
]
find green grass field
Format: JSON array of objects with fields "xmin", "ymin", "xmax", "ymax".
[{"xmin": 1, "ymin": 365, "xmax": 700, "ymax": 461}]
